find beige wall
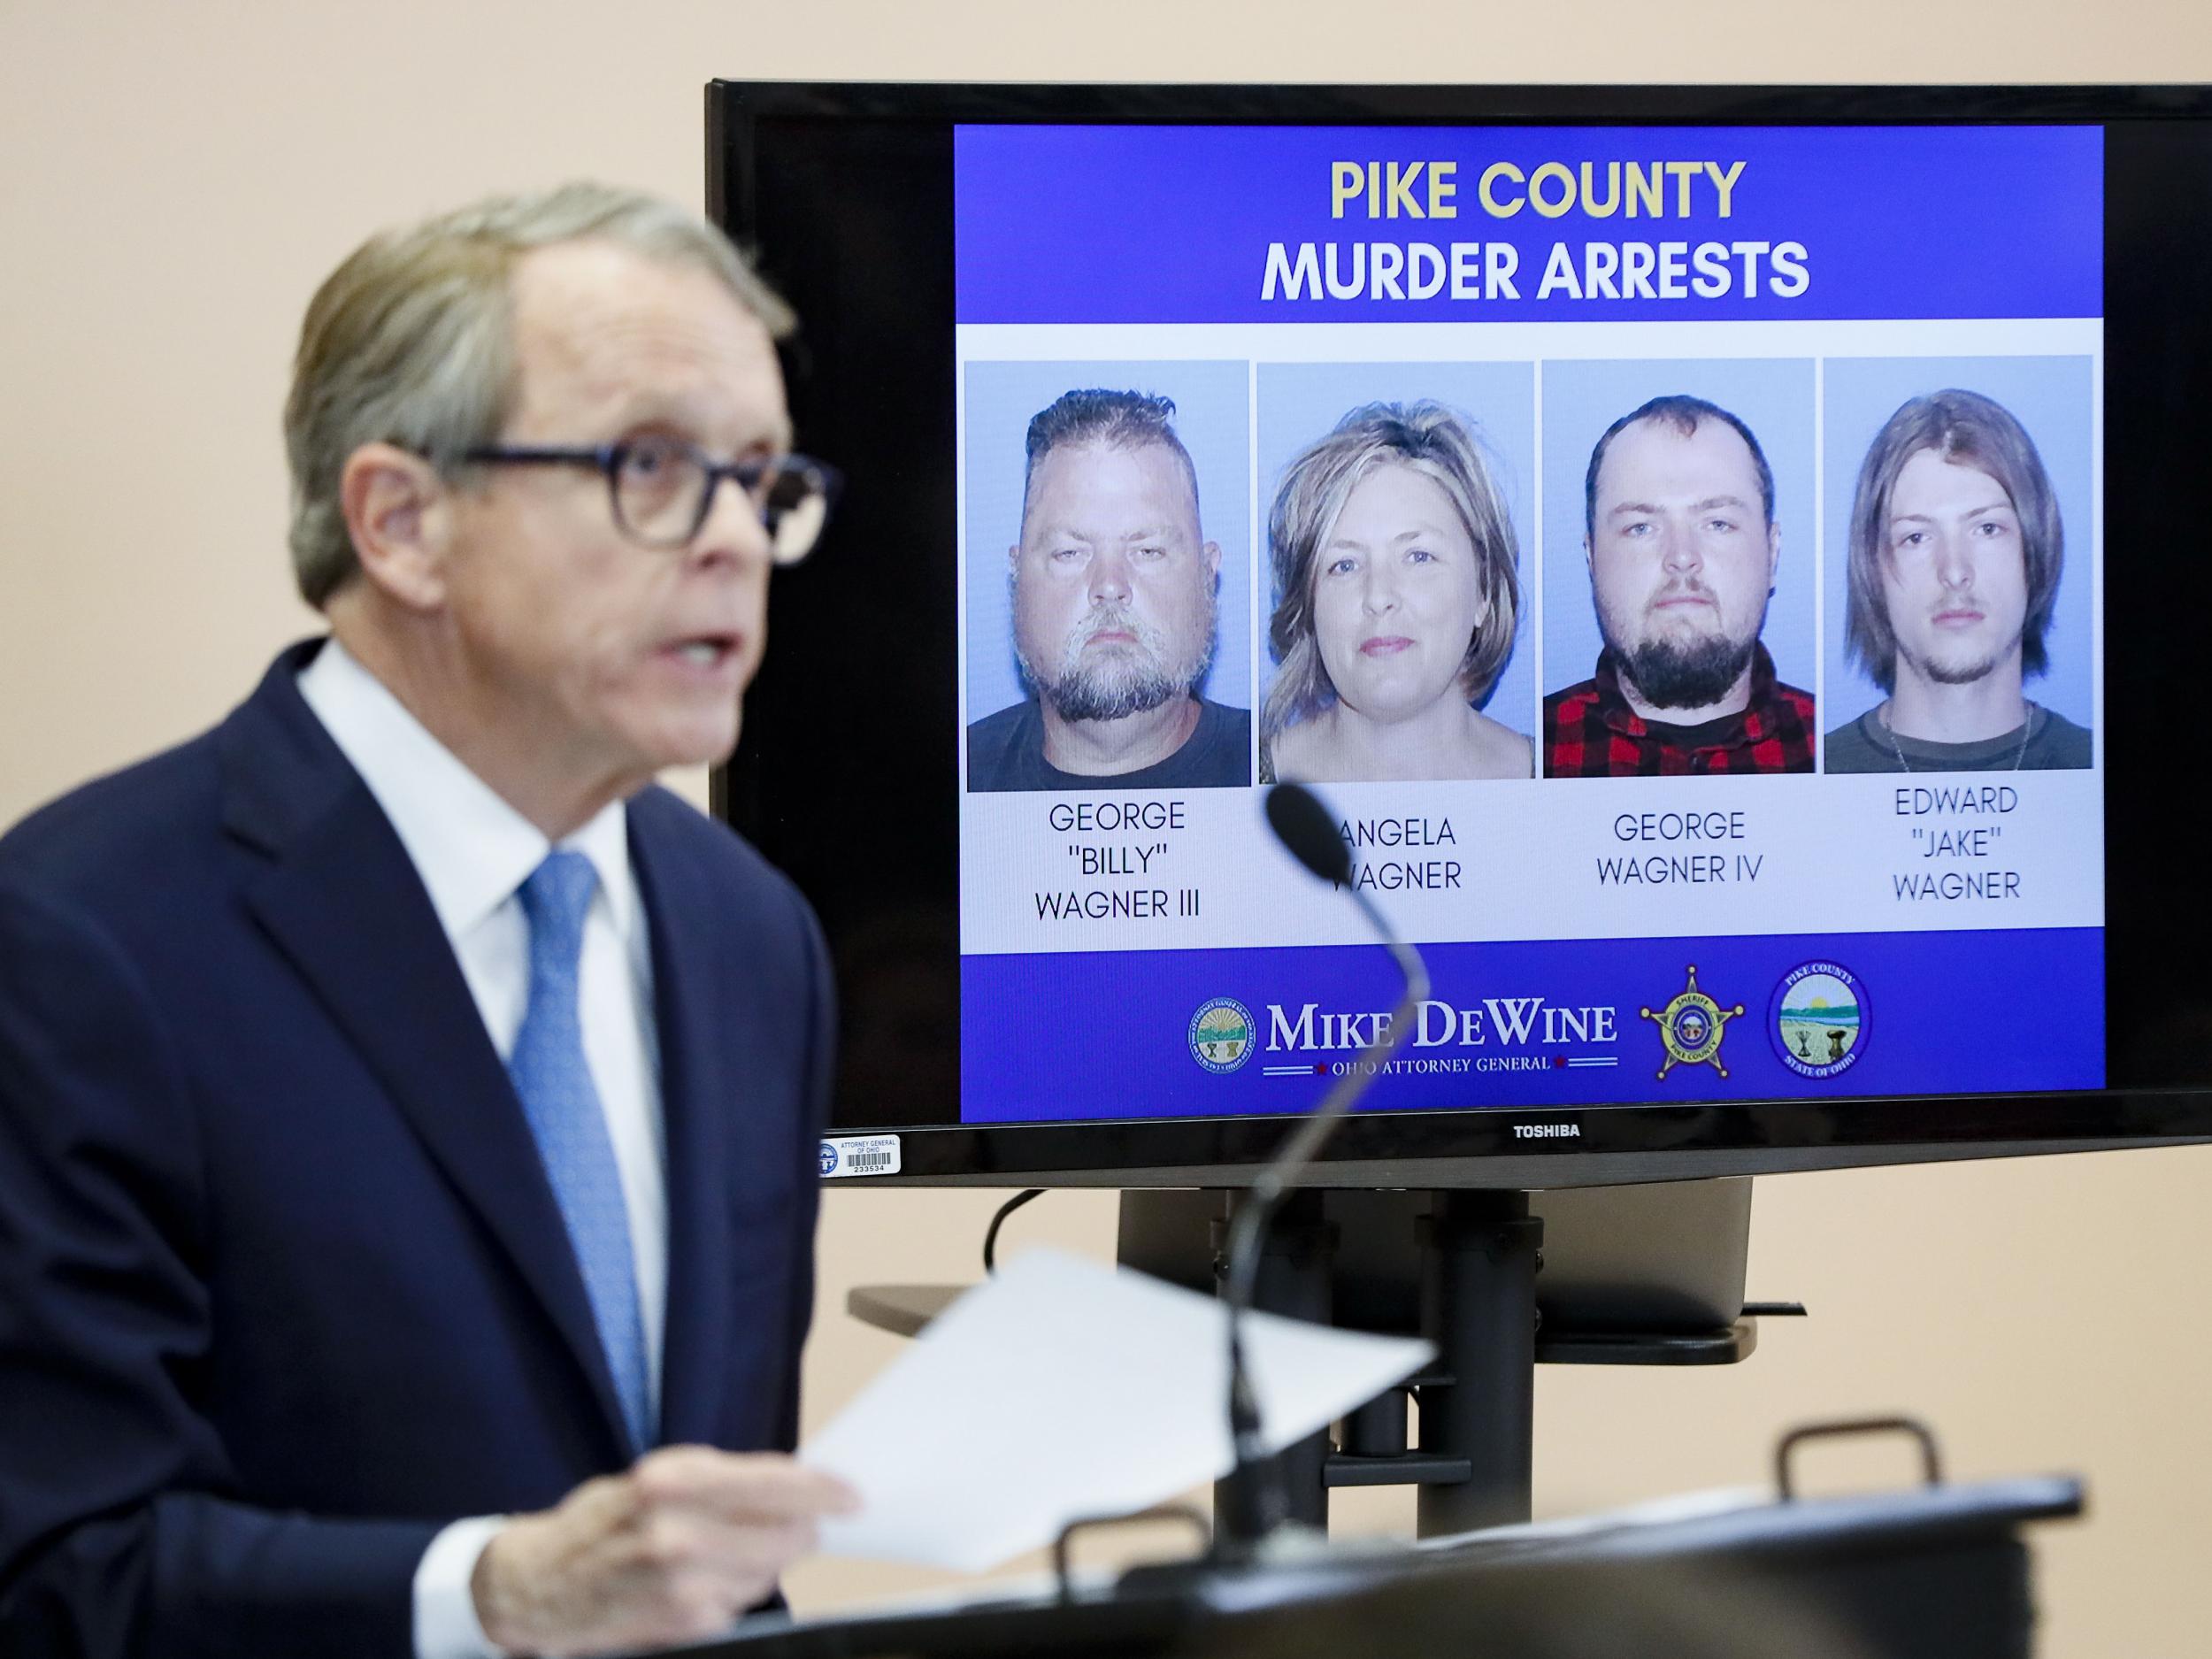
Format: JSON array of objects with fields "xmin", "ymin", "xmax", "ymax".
[{"xmin": 5, "ymin": 4, "xmax": 2209, "ymax": 1654}]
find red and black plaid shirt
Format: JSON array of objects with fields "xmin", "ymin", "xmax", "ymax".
[{"xmin": 1543, "ymin": 645, "xmax": 1816, "ymax": 777}]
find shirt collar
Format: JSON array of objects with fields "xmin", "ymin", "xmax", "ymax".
[
  {"xmin": 296, "ymin": 637, "xmax": 633, "ymax": 939},
  {"xmin": 1590, "ymin": 651, "xmax": 1648, "ymax": 736}
]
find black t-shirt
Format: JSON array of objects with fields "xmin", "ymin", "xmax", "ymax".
[
  {"xmin": 967, "ymin": 698, "xmax": 1253, "ymax": 792},
  {"xmin": 1640, "ymin": 710, "xmax": 1746, "ymax": 751}
]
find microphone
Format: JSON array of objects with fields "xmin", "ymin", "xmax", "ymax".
[
  {"xmin": 1216, "ymin": 783, "xmax": 1432, "ymax": 1559},
  {"xmin": 1264, "ymin": 783, "xmax": 1354, "ymax": 886}
]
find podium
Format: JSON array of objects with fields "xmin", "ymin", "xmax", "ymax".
[{"xmin": 683, "ymin": 1473, "xmax": 2081, "ymax": 1659}]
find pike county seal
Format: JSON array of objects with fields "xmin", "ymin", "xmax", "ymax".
[
  {"xmin": 1189, "ymin": 996, "xmax": 1256, "ymax": 1073},
  {"xmin": 1770, "ymin": 962, "xmax": 1868, "ymax": 1079},
  {"xmin": 1640, "ymin": 965, "xmax": 1745, "ymax": 1080}
]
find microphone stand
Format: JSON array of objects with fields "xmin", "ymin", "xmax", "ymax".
[{"xmin": 1215, "ymin": 882, "xmax": 1430, "ymax": 1560}]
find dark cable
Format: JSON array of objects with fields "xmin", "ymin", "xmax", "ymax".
[
  {"xmin": 1218, "ymin": 879, "xmax": 1426, "ymax": 1548},
  {"xmin": 983, "ymin": 1187, "xmax": 1045, "ymax": 1275},
  {"xmin": 1215, "ymin": 783, "xmax": 1430, "ymax": 1556}
]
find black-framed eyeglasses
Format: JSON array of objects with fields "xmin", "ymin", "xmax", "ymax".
[{"xmin": 459, "ymin": 438, "xmax": 842, "ymax": 565}]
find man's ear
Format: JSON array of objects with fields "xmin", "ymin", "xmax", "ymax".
[
  {"xmin": 1006, "ymin": 541, "xmax": 1022, "ymax": 573},
  {"xmin": 340, "ymin": 442, "xmax": 454, "ymax": 611},
  {"xmin": 1203, "ymin": 539, "xmax": 1221, "ymax": 580},
  {"xmin": 1583, "ymin": 534, "xmax": 1594, "ymax": 576},
  {"xmin": 1766, "ymin": 520, "xmax": 1783, "ymax": 592}
]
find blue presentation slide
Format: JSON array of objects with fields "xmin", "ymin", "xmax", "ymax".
[{"xmin": 951, "ymin": 123, "xmax": 2104, "ymax": 1123}]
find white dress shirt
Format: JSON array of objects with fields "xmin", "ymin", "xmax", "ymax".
[{"xmin": 296, "ymin": 638, "xmax": 668, "ymax": 1659}]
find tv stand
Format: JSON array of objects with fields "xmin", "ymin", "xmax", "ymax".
[
  {"xmin": 1206, "ymin": 1188, "xmax": 1542, "ymax": 1533},
  {"xmin": 1127, "ymin": 1180, "xmax": 1778, "ymax": 1533},
  {"xmin": 847, "ymin": 1179, "xmax": 1789, "ymax": 1537}
]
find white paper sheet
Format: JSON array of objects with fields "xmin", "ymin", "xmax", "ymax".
[{"xmin": 801, "ymin": 1246, "xmax": 1433, "ymax": 1571}]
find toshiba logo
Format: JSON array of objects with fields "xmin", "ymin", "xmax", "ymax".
[{"xmin": 1513, "ymin": 1124, "xmax": 1581, "ymax": 1140}]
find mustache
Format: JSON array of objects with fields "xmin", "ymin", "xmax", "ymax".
[
  {"xmin": 1070, "ymin": 602, "xmax": 1162, "ymax": 651},
  {"xmin": 1647, "ymin": 580, "xmax": 1717, "ymax": 609}
]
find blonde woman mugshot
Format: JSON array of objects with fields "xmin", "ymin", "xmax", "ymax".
[{"xmin": 1262, "ymin": 401, "xmax": 1530, "ymax": 782}]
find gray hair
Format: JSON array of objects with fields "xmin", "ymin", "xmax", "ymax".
[
  {"xmin": 1263, "ymin": 400, "xmax": 1521, "ymax": 754},
  {"xmin": 283, "ymin": 181, "xmax": 794, "ymax": 607}
]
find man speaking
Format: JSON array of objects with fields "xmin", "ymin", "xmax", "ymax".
[
  {"xmin": 968, "ymin": 389, "xmax": 1251, "ymax": 791},
  {"xmin": 1545, "ymin": 394, "xmax": 1815, "ymax": 777},
  {"xmin": 0, "ymin": 186, "xmax": 855, "ymax": 1657}
]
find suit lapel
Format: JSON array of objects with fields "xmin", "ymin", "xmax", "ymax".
[
  {"xmin": 630, "ymin": 799, "xmax": 737, "ymax": 1448},
  {"xmin": 219, "ymin": 647, "xmax": 634, "ymax": 1462}
]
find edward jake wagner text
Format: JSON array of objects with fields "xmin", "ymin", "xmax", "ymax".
[{"xmin": 1266, "ymin": 157, "xmax": 1808, "ymax": 303}]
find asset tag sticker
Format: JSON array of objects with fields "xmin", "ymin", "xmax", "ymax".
[{"xmin": 819, "ymin": 1135, "xmax": 902, "ymax": 1179}]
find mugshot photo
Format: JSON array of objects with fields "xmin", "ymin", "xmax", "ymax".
[
  {"xmin": 963, "ymin": 360, "xmax": 1252, "ymax": 793},
  {"xmin": 1256, "ymin": 361, "xmax": 1536, "ymax": 784},
  {"xmin": 1821, "ymin": 357, "xmax": 2093, "ymax": 773},
  {"xmin": 1540, "ymin": 358, "xmax": 1817, "ymax": 778}
]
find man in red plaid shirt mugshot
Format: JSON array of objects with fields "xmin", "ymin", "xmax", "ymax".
[{"xmin": 1544, "ymin": 395, "xmax": 1816, "ymax": 778}]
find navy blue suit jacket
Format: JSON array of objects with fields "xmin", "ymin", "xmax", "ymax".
[{"xmin": 0, "ymin": 644, "xmax": 833, "ymax": 1657}]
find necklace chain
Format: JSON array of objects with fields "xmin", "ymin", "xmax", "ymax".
[{"xmin": 1876, "ymin": 703, "xmax": 2034, "ymax": 773}]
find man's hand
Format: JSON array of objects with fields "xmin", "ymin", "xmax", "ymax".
[{"xmin": 471, "ymin": 1447, "xmax": 860, "ymax": 1657}]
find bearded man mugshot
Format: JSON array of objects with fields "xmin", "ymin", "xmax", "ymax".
[
  {"xmin": 1824, "ymin": 388, "xmax": 2092, "ymax": 772},
  {"xmin": 966, "ymin": 388, "xmax": 1252, "ymax": 791},
  {"xmin": 1544, "ymin": 393, "xmax": 1816, "ymax": 778},
  {"xmin": 1261, "ymin": 402, "xmax": 1531, "ymax": 783}
]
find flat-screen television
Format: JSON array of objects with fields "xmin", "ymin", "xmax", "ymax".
[{"xmin": 709, "ymin": 81, "xmax": 2212, "ymax": 1188}]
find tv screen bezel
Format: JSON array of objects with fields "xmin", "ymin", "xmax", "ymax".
[{"xmin": 710, "ymin": 79, "xmax": 2212, "ymax": 1187}]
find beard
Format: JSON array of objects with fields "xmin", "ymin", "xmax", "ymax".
[
  {"xmin": 1612, "ymin": 632, "xmax": 1758, "ymax": 710},
  {"xmin": 1899, "ymin": 626, "xmax": 2020, "ymax": 689},
  {"xmin": 1600, "ymin": 580, "xmax": 1766, "ymax": 711},
  {"xmin": 1018, "ymin": 597, "xmax": 1216, "ymax": 724}
]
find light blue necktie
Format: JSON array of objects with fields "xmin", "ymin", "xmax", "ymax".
[{"xmin": 509, "ymin": 850, "xmax": 653, "ymax": 1454}]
